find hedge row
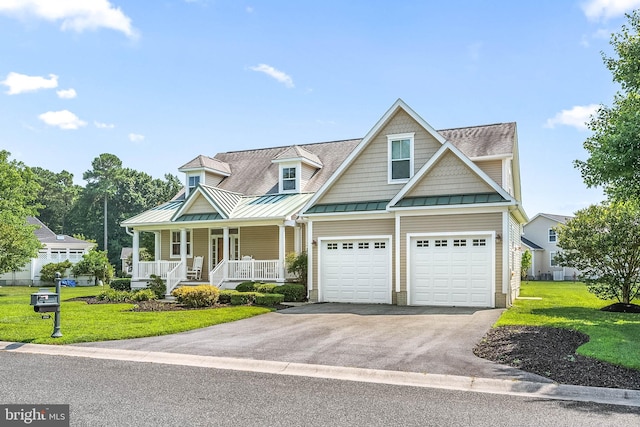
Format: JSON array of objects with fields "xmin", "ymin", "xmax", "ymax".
[
  {"xmin": 233, "ymin": 282, "xmax": 305, "ymax": 302},
  {"xmin": 219, "ymin": 290, "xmax": 284, "ymax": 306}
]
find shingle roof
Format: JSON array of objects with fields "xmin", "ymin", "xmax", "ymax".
[
  {"xmin": 27, "ymin": 217, "xmax": 92, "ymax": 245},
  {"xmin": 536, "ymin": 213, "xmax": 573, "ymax": 224},
  {"xmin": 213, "ymin": 139, "xmax": 361, "ymax": 196},
  {"xmin": 521, "ymin": 236, "xmax": 543, "ymax": 250},
  {"xmin": 439, "ymin": 122, "xmax": 515, "ymax": 158},
  {"xmin": 273, "ymin": 145, "xmax": 323, "ymax": 166}
]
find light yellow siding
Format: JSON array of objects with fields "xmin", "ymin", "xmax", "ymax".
[
  {"xmin": 192, "ymin": 228, "xmax": 209, "ymax": 280},
  {"xmin": 405, "ymin": 151, "xmax": 494, "ymax": 198},
  {"xmin": 399, "ymin": 213, "xmax": 503, "ymax": 299},
  {"xmin": 301, "ymin": 163, "xmax": 317, "ymax": 192},
  {"xmin": 240, "ymin": 226, "xmax": 280, "ymax": 260},
  {"xmin": 318, "ymin": 110, "xmax": 442, "ymax": 204},
  {"xmin": 187, "ymin": 194, "xmax": 218, "ymax": 214},
  {"xmin": 475, "ymin": 159, "xmax": 502, "ymax": 187},
  {"xmin": 204, "ymin": 172, "xmax": 224, "ymax": 187},
  {"xmin": 508, "ymin": 214, "xmax": 522, "ymax": 304}
]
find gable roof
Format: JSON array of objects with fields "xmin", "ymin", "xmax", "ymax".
[
  {"xmin": 272, "ymin": 145, "xmax": 323, "ymax": 167},
  {"xmin": 172, "ymin": 184, "xmax": 243, "ymax": 221},
  {"xmin": 440, "ymin": 123, "xmax": 515, "ymax": 159},
  {"xmin": 521, "ymin": 236, "xmax": 543, "ymax": 250},
  {"xmin": 528, "ymin": 213, "xmax": 573, "ymax": 225}
]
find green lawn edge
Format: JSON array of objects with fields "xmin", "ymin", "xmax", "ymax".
[
  {"xmin": 495, "ymin": 281, "xmax": 640, "ymax": 370},
  {"xmin": 0, "ymin": 286, "xmax": 271, "ymax": 345}
]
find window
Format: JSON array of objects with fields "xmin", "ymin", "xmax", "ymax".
[
  {"xmin": 374, "ymin": 242, "xmax": 386, "ymax": 249},
  {"xmin": 327, "ymin": 243, "xmax": 338, "ymax": 250},
  {"xmin": 435, "ymin": 239, "xmax": 448, "ymax": 247},
  {"xmin": 548, "ymin": 229, "xmax": 557, "ymax": 243},
  {"xmin": 453, "ymin": 239, "xmax": 467, "ymax": 247},
  {"xmin": 171, "ymin": 230, "xmax": 192, "ymax": 257},
  {"xmin": 388, "ymin": 133, "xmax": 414, "ymax": 182},
  {"xmin": 358, "ymin": 242, "xmax": 370, "ymax": 249},
  {"xmin": 282, "ymin": 167, "xmax": 296, "ymax": 191},
  {"xmin": 416, "ymin": 240, "xmax": 429, "ymax": 247},
  {"xmin": 472, "ymin": 239, "xmax": 487, "ymax": 247},
  {"xmin": 550, "ymin": 251, "xmax": 561, "ymax": 267},
  {"xmin": 188, "ymin": 175, "xmax": 200, "ymax": 193},
  {"xmin": 342, "ymin": 243, "xmax": 354, "ymax": 250}
]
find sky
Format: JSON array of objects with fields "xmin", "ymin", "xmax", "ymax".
[{"xmin": 1, "ymin": 0, "xmax": 638, "ymax": 218}]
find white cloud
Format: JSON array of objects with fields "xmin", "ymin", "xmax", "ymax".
[
  {"xmin": 0, "ymin": 0, "xmax": 138, "ymax": 39},
  {"xmin": 128, "ymin": 133, "xmax": 145, "ymax": 142},
  {"xmin": 56, "ymin": 88, "xmax": 77, "ymax": 99},
  {"xmin": 582, "ymin": 0, "xmax": 640, "ymax": 20},
  {"xmin": 1, "ymin": 72, "xmax": 58, "ymax": 94},
  {"xmin": 38, "ymin": 109, "xmax": 87, "ymax": 130},
  {"xmin": 94, "ymin": 120, "xmax": 114, "ymax": 129},
  {"xmin": 545, "ymin": 104, "xmax": 600, "ymax": 131},
  {"xmin": 249, "ymin": 64, "xmax": 295, "ymax": 88},
  {"xmin": 246, "ymin": 6, "xmax": 254, "ymax": 13}
]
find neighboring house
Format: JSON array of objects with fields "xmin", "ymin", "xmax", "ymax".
[
  {"xmin": 122, "ymin": 99, "xmax": 528, "ymax": 307},
  {"xmin": 120, "ymin": 247, "xmax": 133, "ymax": 275},
  {"xmin": 522, "ymin": 213, "xmax": 579, "ymax": 281},
  {"xmin": 0, "ymin": 217, "xmax": 95, "ymax": 286}
]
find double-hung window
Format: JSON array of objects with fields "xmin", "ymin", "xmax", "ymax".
[
  {"xmin": 171, "ymin": 230, "xmax": 192, "ymax": 258},
  {"xmin": 388, "ymin": 133, "xmax": 414, "ymax": 182},
  {"xmin": 548, "ymin": 229, "xmax": 557, "ymax": 243},
  {"xmin": 188, "ymin": 175, "xmax": 200, "ymax": 194},
  {"xmin": 282, "ymin": 167, "xmax": 296, "ymax": 191}
]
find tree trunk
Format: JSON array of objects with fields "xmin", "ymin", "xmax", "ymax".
[{"xmin": 103, "ymin": 195, "xmax": 108, "ymax": 254}]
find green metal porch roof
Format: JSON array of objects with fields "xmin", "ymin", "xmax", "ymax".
[
  {"xmin": 174, "ymin": 213, "xmax": 223, "ymax": 222},
  {"xmin": 304, "ymin": 200, "xmax": 391, "ymax": 214},
  {"xmin": 392, "ymin": 192, "xmax": 506, "ymax": 208}
]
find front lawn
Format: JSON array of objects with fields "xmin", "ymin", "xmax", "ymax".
[
  {"xmin": 0, "ymin": 285, "xmax": 271, "ymax": 345},
  {"xmin": 497, "ymin": 281, "xmax": 640, "ymax": 370}
]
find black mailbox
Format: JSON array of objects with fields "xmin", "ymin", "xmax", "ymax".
[{"xmin": 30, "ymin": 288, "xmax": 60, "ymax": 313}]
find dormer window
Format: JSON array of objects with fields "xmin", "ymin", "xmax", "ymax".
[
  {"xmin": 388, "ymin": 133, "xmax": 414, "ymax": 183},
  {"xmin": 188, "ymin": 175, "xmax": 200, "ymax": 194},
  {"xmin": 282, "ymin": 167, "xmax": 296, "ymax": 191}
]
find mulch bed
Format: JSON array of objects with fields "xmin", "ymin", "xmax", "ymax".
[
  {"xmin": 474, "ymin": 325, "xmax": 640, "ymax": 390},
  {"xmin": 67, "ymin": 296, "xmax": 291, "ymax": 312}
]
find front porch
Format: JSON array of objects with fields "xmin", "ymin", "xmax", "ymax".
[{"xmin": 129, "ymin": 223, "xmax": 302, "ymax": 296}]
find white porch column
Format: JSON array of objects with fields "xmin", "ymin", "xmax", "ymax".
[
  {"xmin": 132, "ymin": 229, "xmax": 140, "ymax": 279},
  {"xmin": 278, "ymin": 224, "xmax": 286, "ymax": 281},
  {"xmin": 180, "ymin": 228, "xmax": 188, "ymax": 277},
  {"xmin": 154, "ymin": 232, "xmax": 161, "ymax": 261},
  {"xmin": 294, "ymin": 226, "xmax": 301, "ymax": 254},
  {"xmin": 223, "ymin": 227, "xmax": 229, "ymax": 278}
]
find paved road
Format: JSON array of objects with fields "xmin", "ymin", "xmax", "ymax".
[
  {"xmin": 79, "ymin": 303, "xmax": 547, "ymax": 382},
  {"xmin": 1, "ymin": 351, "xmax": 638, "ymax": 427}
]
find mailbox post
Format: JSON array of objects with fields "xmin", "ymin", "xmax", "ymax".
[
  {"xmin": 52, "ymin": 272, "xmax": 62, "ymax": 338},
  {"xmin": 29, "ymin": 272, "xmax": 62, "ymax": 338}
]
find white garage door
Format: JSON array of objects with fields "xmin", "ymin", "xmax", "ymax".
[
  {"xmin": 410, "ymin": 235, "xmax": 493, "ymax": 307},
  {"xmin": 320, "ymin": 238, "xmax": 390, "ymax": 304}
]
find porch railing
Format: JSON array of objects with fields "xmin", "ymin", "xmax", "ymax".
[
  {"xmin": 228, "ymin": 259, "xmax": 281, "ymax": 282},
  {"xmin": 165, "ymin": 262, "xmax": 185, "ymax": 296},
  {"xmin": 138, "ymin": 261, "xmax": 181, "ymax": 279},
  {"xmin": 209, "ymin": 261, "xmax": 226, "ymax": 287}
]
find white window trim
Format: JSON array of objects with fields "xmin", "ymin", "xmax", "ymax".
[
  {"xmin": 550, "ymin": 250, "xmax": 559, "ymax": 267},
  {"xmin": 186, "ymin": 172, "xmax": 204, "ymax": 197},
  {"xmin": 279, "ymin": 163, "xmax": 300, "ymax": 194},
  {"xmin": 387, "ymin": 132, "xmax": 415, "ymax": 184},
  {"xmin": 170, "ymin": 229, "xmax": 192, "ymax": 258},
  {"xmin": 548, "ymin": 228, "xmax": 557, "ymax": 243}
]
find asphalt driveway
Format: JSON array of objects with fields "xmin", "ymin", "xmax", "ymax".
[{"xmin": 78, "ymin": 303, "xmax": 547, "ymax": 382}]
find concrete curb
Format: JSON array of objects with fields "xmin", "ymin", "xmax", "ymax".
[{"xmin": 2, "ymin": 341, "xmax": 639, "ymax": 408}]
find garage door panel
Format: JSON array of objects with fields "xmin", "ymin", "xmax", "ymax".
[
  {"xmin": 320, "ymin": 238, "xmax": 390, "ymax": 304},
  {"xmin": 410, "ymin": 235, "xmax": 492, "ymax": 307}
]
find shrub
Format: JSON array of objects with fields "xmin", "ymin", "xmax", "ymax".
[
  {"xmin": 131, "ymin": 289, "xmax": 156, "ymax": 302},
  {"xmin": 254, "ymin": 283, "xmax": 278, "ymax": 293},
  {"xmin": 172, "ymin": 285, "xmax": 220, "ymax": 308},
  {"xmin": 110, "ymin": 278, "xmax": 132, "ymax": 291},
  {"xmin": 285, "ymin": 251, "xmax": 307, "ymax": 287},
  {"xmin": 40, "ymin": 261, "xmax": 73, "ymax": 283},
  {"xmin": 235, "ymin": 281, "xmax": 255, "ymax": 292},
  {"xmin": 218, "ymin": 290, "xmax": 237, "ymax": 304},
  {"xmin": 273, "ymin": 284, "xmax": 306, "ymax": 302},
  {"xmin": 255, "ymin": 293, "xmax": 284, "ymax": 306},
  {"xmin": 97, "ymin": 289, "xmax": 133, "ymax": 302},
  {"xmin": 148, "ymin": 275, "xmax": 166, "ymax": 299},
  {"xmin": 230, "ymin": 292, "xmax": 257, "ymax": 306}
]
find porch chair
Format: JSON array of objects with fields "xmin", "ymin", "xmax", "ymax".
[{"xmin": 186, "ymin": 256, "xmax": 204, "ymax": 281}]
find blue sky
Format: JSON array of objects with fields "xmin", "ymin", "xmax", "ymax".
[{"xmin": 1, "ymin": 0, "xmax": 638, "ymax": 217}]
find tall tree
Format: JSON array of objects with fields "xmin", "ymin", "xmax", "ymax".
[
  {"xmin": 575, "ymin": 11, "xmax": 640, "ymax": 200},
  {"xmin": 83, "ymin": 154, "xmax": 123, "ymax": 256},
  {"xmin": 31, "ymin": 167, "xmax": 81, "ymax": 234},
  {"xmin": 0, "ymin": 151, "xmax": 42, "ymax": 274}
]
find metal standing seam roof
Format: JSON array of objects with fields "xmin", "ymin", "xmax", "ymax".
[
  {"xmin": 304, "ymin": 200, "xmax": 391, "ymax": 214},
  {"xmin": 392, "ymin": 193, "xmax": 507, "ymax": 208},
  {"xmin": 198, "ymin": 185, "xmax": 243, "ymax": 217},
  {"xmin": 121, "ymin": 200, "xmax": 183, "ymax": 226}
]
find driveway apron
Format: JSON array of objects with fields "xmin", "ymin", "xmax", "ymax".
[{"xmin": 78, "ymin": 303, "xmax": 547, "ymax": 382}]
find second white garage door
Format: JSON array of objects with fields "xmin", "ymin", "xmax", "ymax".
[
  {"xmin": 410, "ymin": 235, "xmax": 493, "ymax": 307},
  {"xmin": 320, "ymin": 238, "xmax": 391, "ymax": 304}
]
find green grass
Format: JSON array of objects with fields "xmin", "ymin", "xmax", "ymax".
[
  {"xmin": 0, "ymin": 285, "xmax": 271, "ymax": 345},
  {"xmin": 498, "ymin": 281, "xmax": 640, "ymax": 370}
]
